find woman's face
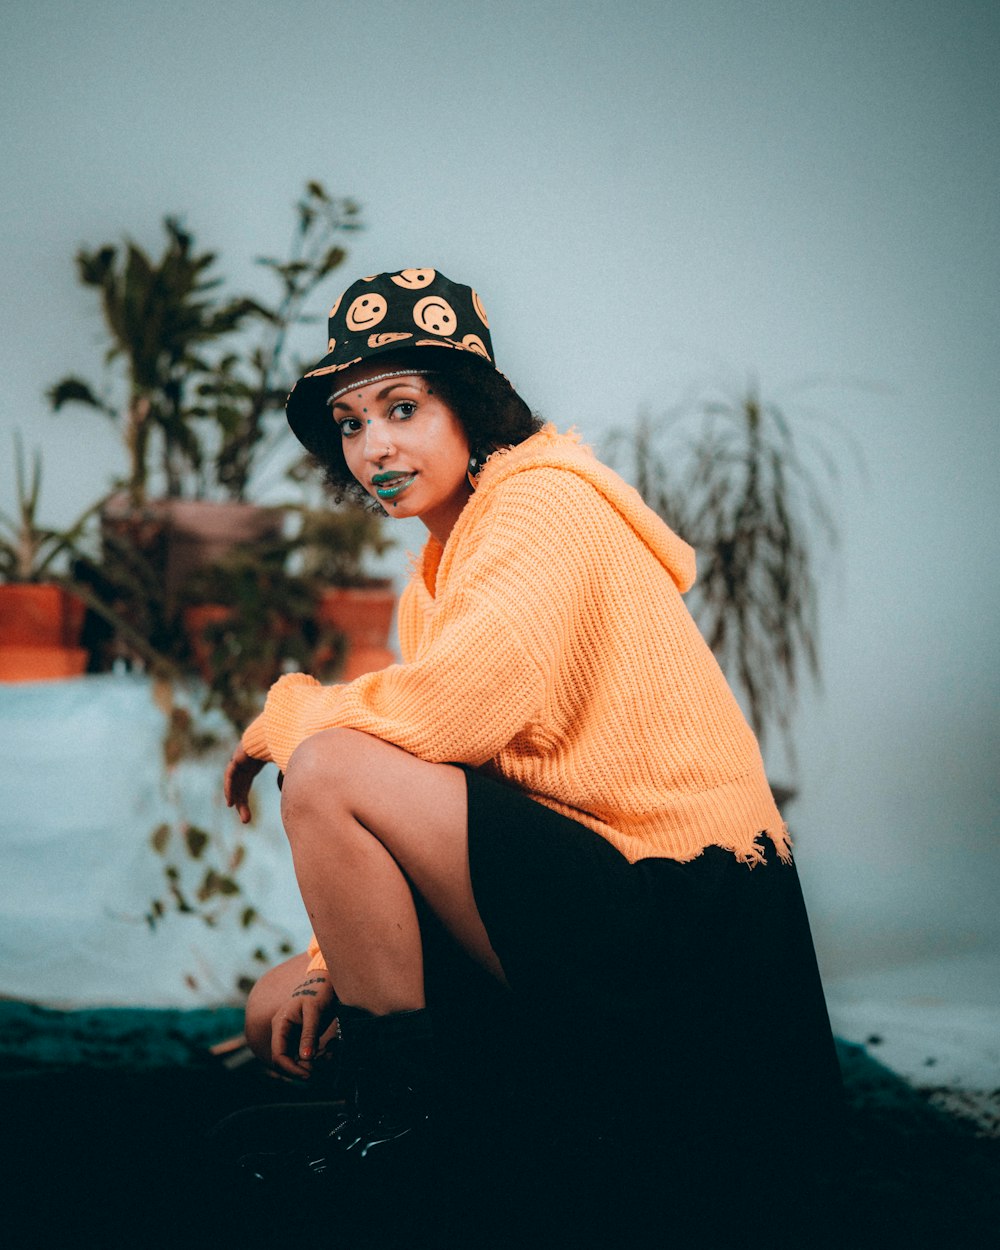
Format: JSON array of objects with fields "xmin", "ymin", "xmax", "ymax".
[{"xmin": 331, "ymin": 362, "xmax": 472, "ymax": 544}]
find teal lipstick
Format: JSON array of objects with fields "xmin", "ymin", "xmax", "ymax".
[{"xmin": 372, "ymin": 471, "xmax": 416, "ymax": 501}]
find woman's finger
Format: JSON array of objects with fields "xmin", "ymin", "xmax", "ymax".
[
  {"xmin": 224, "ymin": 755, "xmax": 257, "ymax": 823},
  {"xmin": 224, "ymin": 747, "xmax": 263, "ymax": 809},
  {"xmin": 272, "ymin": 1011, "xmax": 308, "ymax": 1078},
  {"xmin": 223, "ymin": 755, "xmax": 245, "ymax": 808},
  {"xmin": 298, "ymin": 1000, "xmax": 319, "ymax": 1062}
]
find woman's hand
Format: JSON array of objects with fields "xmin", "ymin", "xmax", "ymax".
[
  {"xmin": 271, "ymin": 973, "xmax": 340, "ymax": 1079},
  {"xmin": 224, "ymin": 744, "xmax": 267, "ymax": 824}
]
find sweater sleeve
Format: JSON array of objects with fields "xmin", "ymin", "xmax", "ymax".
[
  {"xmin": 240, "ymin": 500, "xmax": 554, "ymax": 771},
  {"xmin": 242, "ymin": 591, "xmax": 545, "ymax": 770},
  {"xmin": 240, "ymin": 464, "xmax": 627, "ymax": 772},
  {"xmin": 305, "ymin": 932, "xmax": 327, "ymax": 973}
]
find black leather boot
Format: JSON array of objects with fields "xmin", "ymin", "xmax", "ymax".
[
  {"xmin": 237, "ymin": 1005, "xmax": 437, "ymax": 1184},
  {"xmin": 307, "ymin": 1004, "xmax": 436, "ymax": 1170}
]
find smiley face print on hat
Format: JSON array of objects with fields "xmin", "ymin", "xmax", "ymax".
[{"xmin": 304, "ymin": 268, "xmax": 496, "ymax": 381}]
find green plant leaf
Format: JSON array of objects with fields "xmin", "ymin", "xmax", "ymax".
[
  {"xmin": 170, "ymin": 883, "xmax": 194, "ymax": 913},
  {"xmin": 184, "ymin": 825, "xmax": 210, "ymax": 859},
  {"xmin": 150, "ymin": 824, "xmax": 171, "ymax": 854},
  {"xmin": 47, "ymin": 377, "xmax": 115, "ymax": 417}
]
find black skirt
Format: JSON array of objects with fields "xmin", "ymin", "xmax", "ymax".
[{"xmin": 418, "ymin": 764, "xmax": 844, "ymax": 1172}]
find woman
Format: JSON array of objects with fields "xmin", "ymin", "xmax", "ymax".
[{"xmin": 224, "ymin": 268, "xmax": 843, "ymax": 1217}]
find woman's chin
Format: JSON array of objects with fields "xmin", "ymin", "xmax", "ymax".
[{"xmin": 380, "ymin": 495, "xmax": 420, "ymax": 519}]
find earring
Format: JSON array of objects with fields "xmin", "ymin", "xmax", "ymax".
[{"xmin": 467, "ymin": 450, "xmax": 486, "ymax": 490}]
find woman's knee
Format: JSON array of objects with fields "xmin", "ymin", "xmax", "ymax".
[{"xmin": 280, "ymin": 727, "xmax": 370, "ymax": 822}]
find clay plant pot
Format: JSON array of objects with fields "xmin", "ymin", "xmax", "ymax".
[
  {"xmin": 315, "ymin": 582, "xmax": 396, "ymax": 680},
  {"xmin": 0, "ymin": 583, "xmax": 87, "ymax": 648},
  {"xmin": 165, "ymin": 500, "xmax": 284, "ymax": 597},
  {"xmin": 99, "ymin": 496, "xmax": 285, "ymax": 599},
  {"xmin": 0, "ymin": 644, "xmax": 88, "ymax": 683}
]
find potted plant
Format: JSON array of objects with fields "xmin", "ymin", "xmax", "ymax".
[
  {"xmin": 0, "ymin": 435, "xmax": 95, "ymax": 681},
  {"xmin": 292, "ymin": 498, "xmax": 397, "ymax": 680},
  {"xmin": 47, "ymin": 182, "xmax": 363, "ymax": 596},
  {"xmin": 179, "ymin": 539, "xmax": 336, "ymax": 731},
  {"xmin": 192, "ymin": 182, "xmax": 363, "ymax": 503},
  {"xmin": 163, "ymin": 183, "xmax": 363, "ymax": 593},
  {"xmin": 606, "ymin": 380, "xmax": 848, "ymax": 782}
]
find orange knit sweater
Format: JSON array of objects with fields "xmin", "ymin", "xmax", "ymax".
[{"xmin": 242, "ymin": 425, "xmax": 788, "ymax": 872}]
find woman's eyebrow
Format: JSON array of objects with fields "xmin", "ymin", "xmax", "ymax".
[
  {"xmin": 330, "ymin": 380, "xmax": 421, "ymax": 410},
  {"xmin": 375, "ymin": 380, "xmax": 421, "ymax": 401}
]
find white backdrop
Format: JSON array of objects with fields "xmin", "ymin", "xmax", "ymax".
[{"xmin": 2, "ymin": 1, "xmax": 998, "ymax": 1006}]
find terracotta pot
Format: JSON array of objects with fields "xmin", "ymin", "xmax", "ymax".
[
  {"xmin": 0, "ymin": 583, "xmax": 87, "ymax": 648},
  {"xmin": 182, "ymin": 603, "xmax": 235, "ymax": 683},
  {"xmin": 100, "ymin": 496, "xmax": 285, "ymax": 598},
  {"xmin": 165, "ymin": 500, "xmax": 284, "ymax": 595},
  {"xmin": 0, "ymin": 644, "xmax": 88, "ymax": 683},
  {"xmin": 315, "ymin": 583, "xmax": 396, "ymax": 680}
]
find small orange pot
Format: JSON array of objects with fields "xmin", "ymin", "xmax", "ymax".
[
  {"xmin": 0, "ymin": 645, "xmax": 88, "ymax": 683},
  {"xmin": 315, "ymin": 583, "xmax": 396, "ymax": 679},
  {"xmin": 0, "ymin": 583, "xmax": 87, "ymax": 648}
]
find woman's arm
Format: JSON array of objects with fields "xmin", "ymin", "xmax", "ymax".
[
  {"xmin": 240, "ymin": 592, "xmax": 546, "ymax": 772},
  {"xmin": 236, "ymin": 467, "xmax": 602, "ymax": 772}
]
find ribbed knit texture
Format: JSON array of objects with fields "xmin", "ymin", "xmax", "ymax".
[{"xmin": 243, "ymin": 426, "xmax": 789, "ymax": 880}]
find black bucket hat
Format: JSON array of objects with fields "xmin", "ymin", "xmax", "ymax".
[{"xmin": 286, "ymin": 267, "xmax": 498, "ymax": 457}]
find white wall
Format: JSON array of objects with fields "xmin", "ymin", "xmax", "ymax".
[{"xmin": 1, "ymin": 1, "xmax": 997, "ymax": 993}]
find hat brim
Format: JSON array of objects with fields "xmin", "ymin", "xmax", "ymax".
[{"xmin": 286, "ymin": 339, "xmax": 501, "ymax": 458}]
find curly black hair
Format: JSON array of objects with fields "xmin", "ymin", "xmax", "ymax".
[{"xmin": 311, "ymin": 349, "xmax": 543, "ymax": 509}]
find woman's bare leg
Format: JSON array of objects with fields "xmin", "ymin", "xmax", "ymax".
[
  {"xmin": 245, "ymin": 951, "xmax": 312, "ymax": 1065},
  {"xmin": 279, "ymin": 727, "xmax": 507, "ymax": 1017}
]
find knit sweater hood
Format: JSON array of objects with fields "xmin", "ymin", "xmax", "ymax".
[{"xmin": 464, "ymin": 425, "xmax": 696, "ymax": 596}]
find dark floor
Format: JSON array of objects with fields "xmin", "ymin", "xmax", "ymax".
[{"xmin": 0, "ymin": 1006, "xmax": 997, "ymax": 1249}]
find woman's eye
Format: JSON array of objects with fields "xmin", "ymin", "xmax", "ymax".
[
  {"xmin": 390, "ymin": 401, "xmax": 417, "ymax": 420},
  {"xmin": 338, "ymin": 417, "xmax": 363, "ymax": 438}
]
